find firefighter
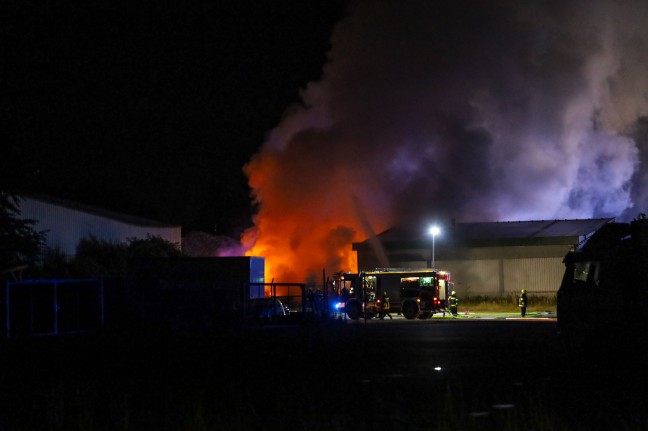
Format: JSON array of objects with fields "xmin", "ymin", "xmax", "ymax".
[
  {"xmin": 306, "ymin": 288, "xmax": 315, "ymax": 313},
  {"xmin": 518, "ymin": 289, "xmax": 528, "ymax": 317},
  {"xmin": 448, "ymin": 291, "xmax": 459, "ymax": 318},
  {"xmin": 340, "ymin": 286, "xmax": 350, "ymax": 303},
  {"xmin": 378, "ymin": 291, "xmax": 392, "ymax": 320},
  {"xmin": 329, "ymin": 286, "xmax": 340, "ymax": 316}
]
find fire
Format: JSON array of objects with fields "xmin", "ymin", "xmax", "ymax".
[
  {"xmin": 241, "ymin": 184, "xmax": 362, "ymax": 282},
  {"xmin": 240, "ymin": 2, "xmax": 648, "ymax": 281},
  {"xmin": 242, "ymin": 218, "xmax": 358, "ymax": 283},
  {"xmin": 241, "ymin": 138, "xmax": 387, "ymax": 283}
]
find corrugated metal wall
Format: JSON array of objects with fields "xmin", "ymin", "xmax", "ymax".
[
  {"xmin": 387, "ymin": 256, "xmax": 564, "ymax": 297},
  {"xmin": 19, "ymin": 197, "xmax": 182, "ymax": 256},
  {"xmin": 436, "ymin": 259, "xmax": 500, "ymax": 295},
  {"xmin": 503, "ymin": 257, "xmax": 564, "ymax": 294}
]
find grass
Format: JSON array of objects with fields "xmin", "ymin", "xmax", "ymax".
[
  {"xmin": 0, "ymin": 331, "xmax": 587, "ymax": 431},
  {"xmin": 5, "ymin": 369, "xmax": 570, "ymax": 431},
  {"xmin": 4, "ymin": 304, "xmax": 646, "ymax": 431},
  {"xmin": 458, "ymin": 294, "xmax": 556, "ymax": 314}
]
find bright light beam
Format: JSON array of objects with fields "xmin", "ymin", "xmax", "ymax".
[{"xmin": 428, "ymin": 226, "xmax": 441, "ymax": 269}]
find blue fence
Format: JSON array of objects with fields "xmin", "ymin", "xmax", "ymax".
[{"xmin": 2, "ymin": 278, "xmax": 104, "ymax": 338}]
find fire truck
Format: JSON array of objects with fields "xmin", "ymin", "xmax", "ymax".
[
  {"xmin": 334, "ymin": 269, "xmax": 452, "ymax": 320},
  {"xmin": 557, "ymin": 214, "xmax": 648, "ymax": 339}
]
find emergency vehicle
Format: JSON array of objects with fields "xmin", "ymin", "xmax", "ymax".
[
  {"xmin": 557, "ymin": 214, "xmax": 648, "ymax": 339},
  {"xmin": 334, "ymin": 269, "xmax": 452, "ymax": 320}
]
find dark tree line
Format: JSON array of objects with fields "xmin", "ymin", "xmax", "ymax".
[
  {"xmin": 47, "ymin": 235, "xmax": 183, "ymax": 279},
  {"xmin": 0, "ymin": 192, "xmax": 45, "ymax": 274}
]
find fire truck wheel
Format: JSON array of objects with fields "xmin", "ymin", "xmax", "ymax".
[
  {"xmin": 418, "ymin": 312, "xmax": 431, "ymax": 319},
  {"xmin": 402, "ymin": 301, "xmax": 419, "ymax": 320},
  {"xmin": 346, "ymin": 301, "xmax": 362, "ymax": 320}
]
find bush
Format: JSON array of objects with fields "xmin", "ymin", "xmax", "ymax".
[
  {"xmin": 72, "ymin": 237, "xmax": 129, "ymax": 278},
  {"xmin": 127, "ymin": 235, "xmax": 182, "ymax": 259},
  {"xmin": 35, "ymin": 235, "xmax": 183, "ymax": 279},
  {"xmin": 0, "ymin": 192, "xmax": 46, "ymax": 271}
]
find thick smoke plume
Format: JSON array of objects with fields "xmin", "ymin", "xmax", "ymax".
[{"xmin": 243, "ymin": 0, "xmax": 648, "ymax": 281}]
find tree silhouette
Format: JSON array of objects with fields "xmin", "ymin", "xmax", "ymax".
[{"xmin": 0, "ymin": 192, "xmax": 46, "ymax": 272}]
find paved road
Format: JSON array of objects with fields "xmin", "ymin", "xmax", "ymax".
[
  {"xmin": 304, "ymin": 317, "xmax": 562, "ymax": 384},
  {"xmin": 2, "ymin": 317, "xmax": 646, "ymax": 430},
  {"xmin": 255, "ymin": 317, "xmax": 648, "ymax": 430}
]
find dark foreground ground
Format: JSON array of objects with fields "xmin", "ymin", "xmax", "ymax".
[{"xmin": 1, "ymin": 318, "xmax": 647, "ymax": 431}]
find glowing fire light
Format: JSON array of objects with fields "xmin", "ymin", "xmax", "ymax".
[
  {"xmin": 240, "ymin": 182, "xmax": 370, "ymax": 281},
  {"xmin": 241, "ymin": 1, "xmax": 648, "ymax": 282}
]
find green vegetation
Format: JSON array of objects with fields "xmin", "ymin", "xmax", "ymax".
[
  {"xmin": 36, "ymin": 235, "xmax": 182, "ymax": 279},
  {"xmin": 459, "ymin": 294, "xmax": 556, "ymax": 314},
  {"xmin": 0, "ymin": 192, "xmax": 46, "ymax": 271}
]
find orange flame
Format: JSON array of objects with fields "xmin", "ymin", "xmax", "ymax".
[{"xmin": 241, "ymin": 135, "xmax": 390, "ymax": 283}]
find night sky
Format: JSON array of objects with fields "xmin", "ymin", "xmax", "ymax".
[
  {"xmin": 2, "ymin": 1, "xmax": 348, "ymax": 236},
  {"xmin": 5, "ymin": 1, "xmax": 648, "ymax": 280}
]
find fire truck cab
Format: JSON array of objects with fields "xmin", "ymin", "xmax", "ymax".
[
  {"xmin": 557, "ymin": 215, "xmax": 648, "ymax": 339},
  {"xmin": 336, "ymin": 269, "xmax": 451, "ymax": 320}
]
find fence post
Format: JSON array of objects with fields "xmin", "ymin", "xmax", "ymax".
[
  {"xmin": 5, "ymin": 284, "xmax": 10, "ymax": 338},
  {"xmin": 100, "ymin": 279, "xmax": 105, "ymax": 328},
  {"xmin": 53, "ymin": 281, "xmax": 58, "ymax": 335}
]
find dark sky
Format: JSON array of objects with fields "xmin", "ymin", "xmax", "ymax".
[
  {"xmin": 242, "ymin": 0, "xmax": 648, "ymax": 280},
  {"xmin": 2, "ymin": 1, "xmax": 348, "ymax": 235}
]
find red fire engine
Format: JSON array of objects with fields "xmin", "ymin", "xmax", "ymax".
[{"xmin": 334, "ymin": 269, "xmax": 452, "ymax": 320}]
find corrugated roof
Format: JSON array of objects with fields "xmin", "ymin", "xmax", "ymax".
[
  {"xmin": 23, "ymin": 194, "xmax": 180, "ymax": 228},
  {"xmin": 373, "ymin": 218, "xmax": 614, "ymax": 243}
]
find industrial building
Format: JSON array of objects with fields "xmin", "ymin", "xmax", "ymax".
[
  {"xmin": 353, "ymin": 218, "xmax": 612, "ymax": 297},
  {"xmin": 18, "ymin": 195, "xmax": 182, "ymax": 257}
]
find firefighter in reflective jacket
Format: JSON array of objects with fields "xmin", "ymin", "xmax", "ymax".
[
  {"xmin": 448, "ymin": 291, "xmax": 459, "ymax": 318},
  {"xmin": 518, "ymin": 289, "xmax": 528, "ymax": 317},
  {"xmin": 378, "ymin": 291, "xmax": 392, "ymax": 320}
]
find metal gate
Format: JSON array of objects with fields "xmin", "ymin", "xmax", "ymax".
[{"xmin": 2, "ymin": 278, "xmax": 104, "ymax": 338}]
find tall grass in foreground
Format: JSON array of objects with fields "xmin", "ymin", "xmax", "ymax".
[
  {"xmin": 27, "ymin": 370, "xmax": 644, "ymax": 431},
  {"xmin": 12, "ymin": 333, "xmax": 636, "ymax": 431},
  {"xmin": 26, "ymin": 374, "xmax": 582, "ymax": 431}
]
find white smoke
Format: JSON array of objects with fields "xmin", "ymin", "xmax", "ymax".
[{"xmin": 244, "ymin": 0, "xmax": 648, "ymax": 277}]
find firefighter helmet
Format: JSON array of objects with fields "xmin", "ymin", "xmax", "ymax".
[
  {"xmin": 451, "ymin": 291, "xmax": 456, "ymax": 296},
  {"xmin": 521, "ymin": 289, "xmax": 526, "ymax": 293}
]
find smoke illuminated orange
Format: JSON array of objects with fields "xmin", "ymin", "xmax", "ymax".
[
  {"xmin": 239, "ymin": 1, "xmax": 648, "ymax": 283},
  {"xmin": 241, "ymin": 138, "xmax": 390, "ymax": 283}
]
